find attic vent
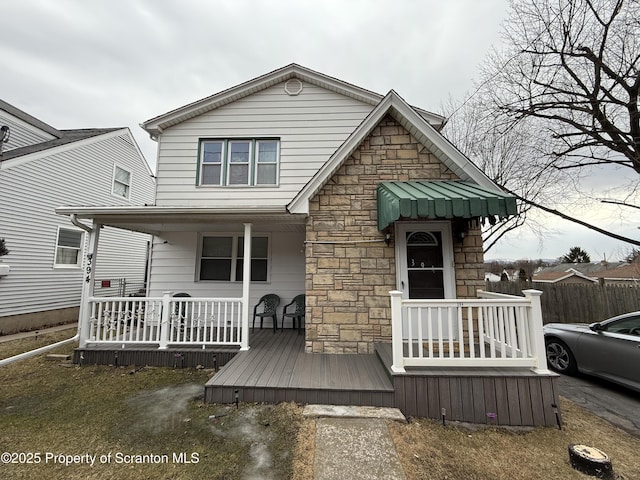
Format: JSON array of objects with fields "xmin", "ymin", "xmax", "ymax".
[{"xmin": 284, "ymin": 78, "xmax": 303, "ymax": 96}]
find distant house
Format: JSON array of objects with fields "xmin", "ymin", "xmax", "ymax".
[
  {"xmin": 532, "ymin": 267, "xmax": 597, "ymax": 285},
  {"xmin": 593, "ymin": 263, "xmax": 640, "ymax": 286},
  {"xmin": 484, "ymin": 272, "xmax": 502, "ymax": 282},
  {"xmin": 0, "ymin": 100, "xmax": 155, "ymax": 334}
]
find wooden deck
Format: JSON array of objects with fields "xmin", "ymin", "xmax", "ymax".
[
  {"xmin": 74, "ymin": 328, "xmax": 560, "ymax": 426},
  {"xmin": 205, "ymin": 329, "xmax": 396, "ymax": 407}
]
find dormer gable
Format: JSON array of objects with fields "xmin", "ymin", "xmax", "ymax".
[{"xmin": 288, "ymin": 90, "xmax": 499, "ymax": 214}]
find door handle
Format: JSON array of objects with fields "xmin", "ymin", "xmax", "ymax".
[{"xmin": 401, "ymin": 281, "xmax": 405, "ymax": 290}]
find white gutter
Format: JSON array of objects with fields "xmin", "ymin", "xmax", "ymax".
[{"xmin": 0, "ymin": 335, "xmax": 78, "ymax": 367}]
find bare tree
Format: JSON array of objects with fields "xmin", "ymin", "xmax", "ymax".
[
  {"xmin": 488, "ymin": 0, "xmax": 640, "ymax": 174},
  {"xmin": 442, "ymin": 94, "xmax": 566, "ymax": 251},
  {"xmin": 444, "ymin": 0, "xmax": 640, "ymax": 252}
]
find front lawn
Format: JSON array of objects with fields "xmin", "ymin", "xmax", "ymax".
[{"xmin": 0, "ymin": 341, "xmax": 305, "ymax": 480}]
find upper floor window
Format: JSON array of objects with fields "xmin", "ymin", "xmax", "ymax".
[
  {"xmin": 113, "ymin": 165, "xmax": 131, "ymax": 198},
  {"xmin": 199, "ymin": 139, "xmax": 279, "ymax": 186},
  {"xmin": 55, "ymin": 227, "xmax": 83, "ymax": 267}
]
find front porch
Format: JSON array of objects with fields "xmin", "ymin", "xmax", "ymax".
[{"xmin": 74, "ymin": 289, "xmax": 560, "ymax": 426}]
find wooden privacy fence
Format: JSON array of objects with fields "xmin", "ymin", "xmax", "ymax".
[{"xmin": 485, "ymin": 281, "xmax": 640, "ymax": 324}]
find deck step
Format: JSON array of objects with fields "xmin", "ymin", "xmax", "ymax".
[
  {"xmin": 206, "ymin": 330, "xmax": 395, "ymax": 408},
  {"xmin": 45, "ymin": 354, "xmax": 71, "ymax": 361}
]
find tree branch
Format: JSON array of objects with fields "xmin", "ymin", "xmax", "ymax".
[{"xmin": 502, "ymin": 186, "xmax": 640, "ymax": 246}]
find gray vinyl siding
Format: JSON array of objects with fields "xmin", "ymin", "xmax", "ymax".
[
  {"xmin": 0, "ymin": 110, "xmax": 56, "ymax": 152},
  {"xmin": 0, "ymin": 131, "xmax": 155, "ymax": 318},
  {"xmin": 154, "ymin": 81, "xmax": 373, "ymax": 207},
  {"xmin": 147, "ymin": 228, "xmax": 305, "ymax": 328}
]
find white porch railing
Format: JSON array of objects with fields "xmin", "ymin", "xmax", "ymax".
[
  {"xmin": 389, "ymin": 289, "xmax": 550, "ymax": 373},
  {"xmin": 83, "ymin": 292, "xmax": 244, "ymax": 349}
]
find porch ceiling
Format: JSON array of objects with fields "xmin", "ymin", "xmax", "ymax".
[
  {"xmin": 377, "ymin": 180, "xmax": 518, "ymax": 230},
  {"xmin": 55, "ymin": 205, "xmax": 306, "ymax": 235}
]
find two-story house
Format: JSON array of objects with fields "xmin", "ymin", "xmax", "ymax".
[
  {"xmin": 58, "ymin": 65, "xmax": 559, "ymax": 426},
  {"xmin": 0, "ymin": 100, "xmax": 155, "ymax": 334}
]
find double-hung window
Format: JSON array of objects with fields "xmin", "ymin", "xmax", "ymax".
[
  {"xmin": 112, "ymin": 165, "xmax": 131, "ymax": 199},
  {"xmin": 54, "ymin": 227, "xmax": 84, "ymax": 267},
  {"xmin": 199, "ymin": 139, "xmax": 279, "ymax": 186},
  {"xmin": 199, "ymin": 235, "xmax": 269, "ymax": 282}
]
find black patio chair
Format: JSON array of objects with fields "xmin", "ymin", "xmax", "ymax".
[
  {"xmin": 252, "ymin": 294, "xmax": 280, "ymax": 332},
  {"xmin": 172, "ymin": 292, "xmax": 191, "ymax": 339},
  {"xmin": 282, "ymin": 294, "xmax": 305, "ymax": 334}
]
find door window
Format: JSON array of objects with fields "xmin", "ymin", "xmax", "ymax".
[{"xmin": 406, "ymin": 231, "xmax": 444, "ymax": 298}]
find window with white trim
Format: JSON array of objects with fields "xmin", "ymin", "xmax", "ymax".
[
  {"xmin": 199, "ymin": 235, "xmax": 269, "ymax": 281},
  {"xmin": 55, "ymin": 228, "xmax": 84, "ymax": 267},
  {"xmin": 198, "ymin": 139, "xmax": 279, "ymax": 186},
  {"xmin": 112, "ymin": 165, "xmax": 131, "ymax": 198}
]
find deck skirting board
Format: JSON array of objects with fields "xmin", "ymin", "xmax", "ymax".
[
  {"xmin": 205, "ymin": 385, "xmax": 395, "ymax": 408},
  {"xmin": 374, "ymin": 343, "xmax": 561, "ymax": 427},
  {"xmin": 73, "ymin": 348, "xmax": 238, "ymax": 369},
  {"xmin": 392, "ymin": 374, "xmax": 560, "ymax": 426}
]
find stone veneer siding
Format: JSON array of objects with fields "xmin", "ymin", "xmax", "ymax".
[{"xmin": 305, "ymin": 116, "xmax": 485, "ymax": 354}]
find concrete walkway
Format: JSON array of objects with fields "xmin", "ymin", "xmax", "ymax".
[
  {"xmin": 0, "ymin": 323, "xmax": 77, "ymax": 343},
  {"xmin": 303, "ymin": 405, "xmax": 407, "ymax": 480}
]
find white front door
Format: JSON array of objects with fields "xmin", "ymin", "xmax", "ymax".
[{"xmin": 396, "ymin": 222, "xmax": 456, "ymax": 299}]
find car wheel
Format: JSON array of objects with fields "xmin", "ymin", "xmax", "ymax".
[{"xmin": 545, "ymin": 338, "xmax": 577, "ymax": 375}]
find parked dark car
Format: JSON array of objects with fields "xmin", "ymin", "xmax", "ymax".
[{"xmin": 543, "ymin": 312, "xmax": 640, "ymax": 393}]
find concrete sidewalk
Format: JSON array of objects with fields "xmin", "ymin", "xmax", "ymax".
[
  {"xmin": 0, "ymin": 323, "xmax": 77, "ymax": 343},
  {"xmin": 303, "ymin": 405, "xmax": 407, "ymax": 480}
]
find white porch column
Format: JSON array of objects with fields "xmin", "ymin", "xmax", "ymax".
[
  {"xmin": 240, "ymin": 223, "xmax": 252, "ymax": 350},
  {"xmin": 78, "ymin": 221, "xmax": 100, "ymax": 348},
  {"xmin": 523, "ymin": 289, "xmax": 552, "ymax": 374},
  {"xmin": 390, "ymin": 290, "xmax": 406, "ymax": 373},
  {"xmin": 159, "ymin": 291, "xmax": 173, "ymax": 349}
]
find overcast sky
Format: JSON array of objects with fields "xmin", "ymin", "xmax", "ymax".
[{"xmin": 2, "ymin": 0, "xmax": 638, "ymax": 261}]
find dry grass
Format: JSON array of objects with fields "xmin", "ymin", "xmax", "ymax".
[
  {"xmin": 0, "ymin": 329, "xmax": 76, "ymax": 359},
  {"xmin": 389, "ymin": 397, "xmax": 640, "ymax": 480},
  {"xmin": 0, "ymin": 341, "xmax": 305, "ymax": 480},
  {"xmin": 2, "ymin": 335, "xmax": 638, "ymax": 479},
  {"xmin": 291, "ymin": 416, "xmax": 316, "ymax": 480}
]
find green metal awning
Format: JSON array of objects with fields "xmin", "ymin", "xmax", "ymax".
[{"xmin": 377, "ymin": 181, "xmax": 518, "ymax": 230}]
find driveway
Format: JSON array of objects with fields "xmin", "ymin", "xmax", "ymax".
[{"xmin": 556, "ymin": 373, "xmax": 640, "ymax": 438}]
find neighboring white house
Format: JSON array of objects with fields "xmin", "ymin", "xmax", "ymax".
[{"xmin": 0, "ymin": 100, "xmax": 155, "ymax": 334}]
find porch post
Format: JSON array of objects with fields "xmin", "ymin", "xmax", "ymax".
[
  {"xmin": 159, "ymin": 291, "xmax": 173, "ymax": 349},
  {"xmin": 390, "ymin": 290, "xmax": 406, "ymax": 373},
  {"xmin": 240, "ymin": 223, "xmax": 252, "ymax": 350},
  {"xmin": 78, "ymin": 221, "xmax": 100, "ymax": 348},
  {"xmin": 523, "ymin": 289, "xmax": 552, "ymax": 374}
]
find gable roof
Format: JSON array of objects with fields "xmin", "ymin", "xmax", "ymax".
[
  {"xmin": 287, "ymin": 90, "xmax": 502, "ymax": 214},
  {"xmin": 0, "ymin": 128, "xmax": 120, "ymax": 162},
  {"xmin": 535, "ymin": 262, "xmax": 622, "ymax": 274},
  {"xmin": 533, "ymin": 268, "xmax": 597, "ymax": 284},
  {"xmin": 592, "ymin": 263, "xmax": 640, "ymax": 281},
  {"xmin": 140, "ymin": 63, "xmax": 445, "ymax": 137},
  {"xmin": 0, "ymin": 99, "xmax": 61, "ymax": 138}
]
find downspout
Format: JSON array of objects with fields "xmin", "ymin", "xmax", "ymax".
[
  {"xmin": 70, "ymin": 214, "xmax": 94, "ymax": 233},
  {"xmin": 0, "ymin": 336, "xmax": 78, "ymax": 367}
]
